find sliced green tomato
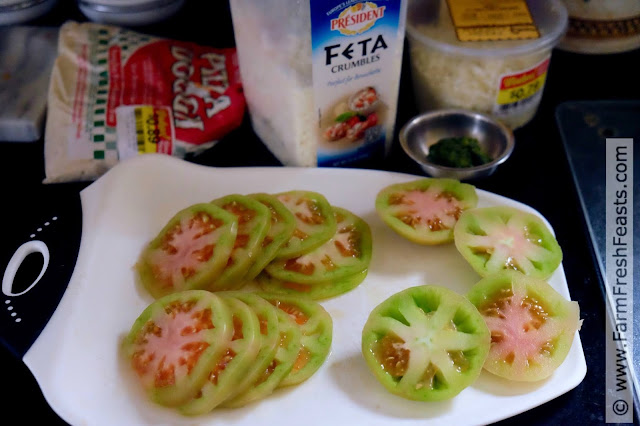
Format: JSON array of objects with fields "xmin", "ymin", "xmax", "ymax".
[
  {"xmin": 257, "ymin": 293, "xmax": 333, "ymax": 387},
  {"xmin": 265, "ymin": 207, "xmax": 372, "ymax": 284},
  {"xmin": 467, "ymin": 271, "xmax": 580, "ymax": 382},
  {"xmin": 216, "ymin": 291, "xmax": 280, "ymax": 403},
  {"xmin": 222, "ymin": 307, "xmax": 302, "ymax": 408},
  {"xmin": 274, "ymin": 190, "xmax": 337, "ymax": 259},
  {"xmin": 454, "ymin": 206, "xmax": 563, "ymax": 279},
  {"xmin": 122, "ymin": 290, "xmax": 233, "ymax": 407},
  {"xmin": 209, "ymin": 194, "xmax": 271, "ymax": 290},
  {"xmin": 243, "ymin": 193, "xmax": 296, "ymax": 281},
  {"xmin": 362, "ymin": 285, "xmax": 490, "ymax": 401},
  {"xmin": 375, "ymin": 178, "xmax": 478, "ymax": 245},
  {"xmin": 256, "ymin": 269, "xmax": 368, "ymax": 300},
  {"xmin": 179, "ymin": 297, "xmax": 262, "ymax": 415},
  {"xmin": 136, "ymin": 204, "xmax": 238, "ymax": 299}
]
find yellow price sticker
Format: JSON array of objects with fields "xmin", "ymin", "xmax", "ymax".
[
  {"xmin": 446, "ymin": 0, "xmax": 540, "ymax": 42},
  {"xmin": 133, "ymin": 106, "xmax": 174, "ymax": 155}
]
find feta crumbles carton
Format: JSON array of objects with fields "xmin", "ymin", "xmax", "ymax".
[{"xmin": 230, "ymin": 0, "xmax": 408, "ymax": 167}]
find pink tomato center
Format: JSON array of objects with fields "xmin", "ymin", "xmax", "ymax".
[
  {"xmin": 391, "ymin": 189, "xmax": 462, "ymax": 231},
  {"xmin": 132, "ymin": 301, "xmax": 214, "ymax": 389},
  {"xmin": 150, "ymin": 213, "xmax": 221, "ymax": 289},
  {"xmin": 481, "ymin": 289, "xmax": 555, "ymax": 371}
]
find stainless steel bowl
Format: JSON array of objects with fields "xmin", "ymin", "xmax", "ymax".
[{"xmin": 399, "ymin": 109, "xmax": 515, "ymax": 180}]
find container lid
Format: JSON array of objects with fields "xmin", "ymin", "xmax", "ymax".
[
  {"xmin": 0, "ymin": 0, "xmax": 57, "ymax": 25},
  {"xmin": 406, "ymin": 0, "xmax": 568, "ymax": 57},
  {"xmin": 78, "ymin": 0, "xmax": 181, "ymax": 11},
  {"xmin": 78, "ymin": 0, "xmax": 184, "ymax": 26}
]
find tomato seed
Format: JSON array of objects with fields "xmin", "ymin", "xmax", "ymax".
[
  {"xmin": 222, "ymin": 202, "xmax": 257, "ymax": 225},
  {"xmin": 293, "ymin": 228, "xmax": 309, "ymax": 241},
  {"xmin": 283, "ymin": 281, "xmax": 312, "ymax": 293},
  {"xmin": 540, "ymin": 341, "xmax": 554, "ymax": 356},
  {"xmin": 232, "ymin": 316, "xmax": 244, "ymax": 340},
  {"xmin": 377, "ymin": 335, "xmax": 409, "ymax": 377},
  {"xmin": 284, "ymin": 258, "xmax": 315, "ymax": 275},
  {"xmin": 418, "ymin": 363, "xmax": 438, "ymax": 390},
  {"xmin": 273, "ymin": 301, "xmax": 309, "ymax": 325},
  {"xmin": 258, "ymin": 315, "xmax": 268, "ymax": 335},
  {"xmin": 262, "ymin": 235, "xmax": 274, "ymax": 248},
  {"xmin": 320, "ymin": 254, "xmax": 337, "ymax": 271},
  {"xmin": 234, "ymin": 234, "xmax": 250, "ymax": 249},
  {"xmin": 208, "ymin": 349, "xmax": 237, "ymax": 385},
  {"xmin": 388, "ymin": 193, "xmax": 405, "ymax": 205},
  {"xmin": 449, "ymin": 351, "xmax": 470, "ymax": 372},
  {"xmin": 192, "ymin": 244, "xmax": 214, "ymax": 262},
  {"xmin": 293, "ymin": 348, "xmax": 311, "ymax": 371},
  {"xmin": 181, "ymin": 341, "xmax": 210, "ymax": 374},
  {"xmin": 256, "ymin": 359, "xmax": 279, "ymax": 385},
  {"xmin": 505, "ymin": 352, "xmax": 515, "ymax": 364},
  {"xmin": 155, "ymin": 358, "xmax": 176, "ymax": 387}
]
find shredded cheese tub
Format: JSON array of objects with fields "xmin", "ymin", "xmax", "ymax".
[
  {"xmin": 44, "ymin": 21, "xmax": 245, "ymax": 183},
  {"xmin": 406, "ymin": 0, "xmax": 567, "ymax": 130}
]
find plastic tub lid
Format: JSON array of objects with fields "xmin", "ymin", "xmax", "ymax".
[
  {"xmin": 0, "ymin": 0, "xmax": 57, "ymax": 25},
  {"xmin": 406, "ymin": 0, "xmax": 568, "ymax": 57},
  {"xmin": 78, "ymin": 0, "xmax": 184, "ymax": 26}
]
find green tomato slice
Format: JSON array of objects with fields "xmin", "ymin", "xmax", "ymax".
[
  {"xmin": 209, "ymin": 194, "xmax": 271, "ymax": 290},
  {"xmin": 257, "ymin": 293, "xmax": 333, "ymax": 387},
  {"xmin": 454, "ymin": 206, "xmax": 563, "ymax": 279},
  {"xmin": 375, "ymin": 178, "xmax": 478, "ymax": 245},
  {"xmin": 467, "ymin": 271, "xmax": 580, "ymax": 382},
  {"xmin": 216, "ymin": 291, "xmax": 280, "ymax": 403},
  {"xmin": 244, "ymin": 193, "xmax": 296, "ymax": 281},
  {"xmin": 274, "ymin": 190, "xmax": 337, "ymax": 259},
  {"xmin": 136, "ymin": 204, "xmax": 238, "ymax": 298},
  {"xmin": 122, "ymin": 290, "xmax": 233, "ymax": 407},
  {"xmin": 256, "ymin": 269, "xmax": 368, "ymax": 300},
  {"xmin": 361, "ymin": 285, "xmax": 490, "ymax": 401},
  {"xmin": 222, "ymin": 306, "xmax": 302, "ymax": 408},
  {"xmin": 179, "ymin": 296, "xmax": 263, "ymax": 415},
  {"xmin": 265, "ymin": 207, "xmax": 372, "ymax": 284}
]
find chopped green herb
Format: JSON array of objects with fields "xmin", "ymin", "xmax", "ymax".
[
  {"xmin": 427, "ymin": 137, "xmax": 492, "ymax": 168},
  {"xmin": 335, "ymin": 111, "xmax": 356, "ymax": 122}
]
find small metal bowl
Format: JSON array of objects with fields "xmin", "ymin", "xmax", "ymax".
[{"xmin": 399, "ymin": 109, "xmax": 515, "ymax": 180}]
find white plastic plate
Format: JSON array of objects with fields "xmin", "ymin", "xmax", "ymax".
[{"xmin": 23, "ymin": 155, "xmax": 586, "ymax": 426}]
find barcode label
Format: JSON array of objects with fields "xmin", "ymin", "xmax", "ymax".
[
  {"xmin": 497, "ymin": 94, "xmax": 537, "ymax": 112},
  {"xmin": 116, "ymin": 105, "xmax": 175, "ymax": 160},
  {"xmin": 134, "ymin": 107, "xmax": 145, "ymax": 153}
]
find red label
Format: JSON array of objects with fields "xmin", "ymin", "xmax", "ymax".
[
  {"xmin": 331, "ymin": 6, "xmax": 385, "ymax": 30},
  {"xmin": 107, "ymin": 46, "xmax": 122, "ymax": 127},
  {"xmin": 500, "ymin": 58, "xmax": 550, "ymax": 90},
  {"xmin": 73, "ymin": 44, "xmax": 89, "ymax": 139},
  {"xmin": 117, "ymin": 40, "xmax": 245, "ymax": 145},
  {"xmin": 330, "ymin": 3, "xmax": 386, "ymax": 35}
]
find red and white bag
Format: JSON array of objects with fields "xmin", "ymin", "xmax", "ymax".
[{"xmin": 44, "ymin": 21, "xmax": 245, "ymax": 183}]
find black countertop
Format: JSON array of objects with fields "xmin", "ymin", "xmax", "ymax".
[{"xmin": 0, "ymin": 1, "xmax": 637, "ymax": 424}]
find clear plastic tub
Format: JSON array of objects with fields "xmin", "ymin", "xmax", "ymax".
[
  {"xmin": 558, "ymin": 0, "xmax": 640, "ymax": 54},
  {"xmin": 406, "ymin": 0, "xmax": 568, "ymax": 130},
  {"xmin": 230, "ymin": 0, "xmax": 408, "ymax": 167}
]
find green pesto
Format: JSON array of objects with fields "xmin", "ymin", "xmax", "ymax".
[{"xmin": 427, "ymin": 137, "xmax": 492, "ymax": 168}]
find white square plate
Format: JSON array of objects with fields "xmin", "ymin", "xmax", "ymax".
[{"xmin": 24, "ymin": 155, "xmax": 586, "ymax": 426}]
